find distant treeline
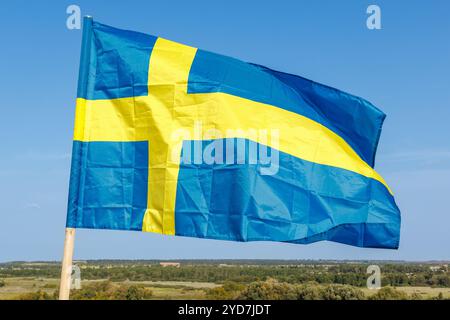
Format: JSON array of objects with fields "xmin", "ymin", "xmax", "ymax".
[{"xmin": 1, "ymin": 261, "xmax": 448, "ymax": 288}]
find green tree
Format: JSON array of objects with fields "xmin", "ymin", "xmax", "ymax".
[
  {"xmin": 294, "ymin": 284, "xmax": 322, "ymax": 300},
  {"xmin": 369, "ymin": 287, "xmax": 409, "ymax": 300},
  {"xmin": 114, "ymin": 285, "xmax": 153, "ymax": 300},
  {"xmin": 237, "ymin": 279, "xmax": 297, "ymax": 300},
  {"xmin": 318, "ymin": 284, "xmax": 365, "ymax": 300}
]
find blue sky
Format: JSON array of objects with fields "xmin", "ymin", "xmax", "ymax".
[{"xmin": 0, "ymin": 0, "xmax": 449, "ymax": 262}]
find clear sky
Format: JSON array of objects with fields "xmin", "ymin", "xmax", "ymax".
[{"xmin": 0, "ymin": 1, "xmax": 449, "ymax": 262}]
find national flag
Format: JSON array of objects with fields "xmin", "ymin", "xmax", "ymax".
[{"xmin": 67, "ymin": 17, "xmax": 401, "ymax": 249}]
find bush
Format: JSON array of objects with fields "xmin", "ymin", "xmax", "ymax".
[
  {"xmin": 236, "ymin": 280, "xmax": 364, "ymax": 300},
  {"xmin": 114, "ymin": 284, "xmax": 153, "ymax": 300},
  {"xmin": 431, "ymin": 292, "xmax": 446, "ymax": 300},
  {"xmin": 368, "ymin": 287, "xmax": 409, "ymax": 300},
  {"xmin": 18, "ymin": 290, "xmax": 54, "ymax": 300},
  {"xmin": 0, "ymin": 279, "xmax": 5, "ymax": 288},
  {"xmin": 68, "ymin": 281, "xmax": 153, "ymax": 300},
  {"xmin": 293, "ymin": 284, "xmax": 322, "ymax": 300},
  {"xmin": 206, "ymin": 281, "xmax": 246, "ymax": 299},
  {"xmin": 237, "ymin": 279, "xmax": 298, "ymax": 300},
  {"xmin": 316, "ymin": 284, "xmax": 365, "ymax": 300}
]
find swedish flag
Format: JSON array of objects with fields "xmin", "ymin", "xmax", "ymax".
[{"xmin": 67, "ymin": 17, "xmax": 400, "ymax": 249}]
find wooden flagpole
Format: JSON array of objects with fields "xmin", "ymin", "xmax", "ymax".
[
  {"xmin": 58, "ymin": 15, "xmax": 92, "ymax": 301},
  {"xmin": 59, "ymin": 228, "xmax": 76, "ymax": 300}
]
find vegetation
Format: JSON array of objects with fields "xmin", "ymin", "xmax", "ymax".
[
  {"xmin": 206, "ymin": 281, "xmax": 246, "ymax": 299},
  {"xmin": 0, "ymin": 260, "xmax": 448, "ymax": 300},
  {"xmin": 18, "ymin": 290, "xmax": 53, "ymax": 300},
  {"xmin": 235, "ymin": 279, "xmax": 364, "ymax": 300},
  {"xmin": 1, "ymin": 261, "xmax": 448, "ymax": 288},
  {"xmin": 67, "ymin": 281, "xmax": 153, "ymax": 300},
  {"xmin": 17, "ymin": 281, "xmax": 153, "ymax": 300},
  {"xmin": 210, "ymin": 280, "xmax": 447, "ymax": 300},
  {"xmin": 368, "ymin": 286, "xmax": 410, "ymax": 300}
]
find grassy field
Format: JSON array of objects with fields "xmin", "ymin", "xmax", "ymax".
[
  {"xmin": 1, "ymin": 276, "xmax": 449, "ymax": 300},
  {"xmin": 385, "ymin": 286, "xmax": 450, "ymax": 299},
  {"xmin": 362, "ymin": 286, "xmax": 450, "ymax": 299},
  {"xmin": 0, "ymin": 277, "xmax": 214, "ymax": 300},
  {"xmin": 0, "ymin": 277, "xmax": 59, "ymax": 300}
]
